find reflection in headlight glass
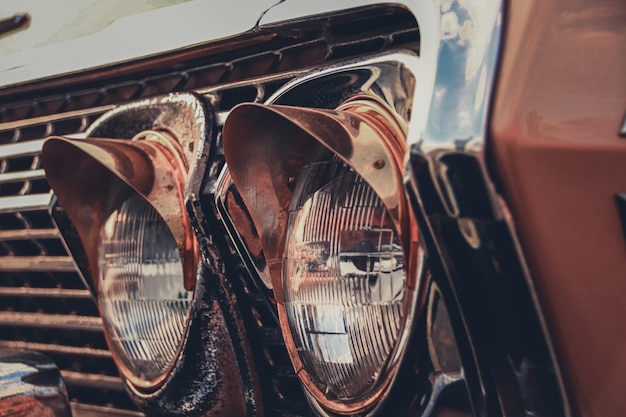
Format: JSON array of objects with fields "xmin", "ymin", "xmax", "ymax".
[
  {"xmin": 98, "ymin": 185, "xmax": 192, "ymax": 384},
  {"xmin": 284, "ymin": 160, "xmax": 406, "ymax": 401}
]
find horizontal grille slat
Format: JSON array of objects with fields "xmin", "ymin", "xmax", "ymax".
[
  {"xmin": 0, "ymin": 169, "xmax": 45, "ymax": 184},
  {"xmin": 0, "ymin": 106, "xmax": 113, "ymax": 131},
  {"xmin": 0, "ymin": 228, "xmax": 60, "ymax": 240},
  {"xmin": 70, "ymin": 404, "xmax": 144, "ymax": 417},
  {"xmin": 0, "ymin": 139, "xmax": 45, "ymax": 158},
  {"xmin": 0, "ymin": 340, "xmax": 111, "ymax": 358},
  {"xmin": 0, "ymin": 255, "xmax": 76, "ymax": 272},
  {"xmin": 0, "ymin": 311, "xmax": 102, "ymax": 331},
  {"xmin": 61, "ymin": 370, "xmax": 126, "ymax": 391},
  {"xmin": 0, "ymin": 287, "xmax": 91, "ymax": 298},
  {"xmin": 0, "ymin": 194, "xmax": 52, "ymax": 214}
]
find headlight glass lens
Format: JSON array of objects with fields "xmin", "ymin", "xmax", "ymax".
[
  {"xmin": 284, "ymin": 159, "xmax": 407, "ymax": 403},
  {"xmin": 98, "ymin": 185, "xmax": 192, "ymax": 386}
]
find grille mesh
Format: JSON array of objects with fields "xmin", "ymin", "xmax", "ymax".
[{"xmin": 0, "ymin": 5, "xmax": 418, "ymax": 416}]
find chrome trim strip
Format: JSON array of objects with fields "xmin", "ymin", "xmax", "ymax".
[
  {"xmin": 0, "ymin": 228, "xmax": 60, "ymax": 240},
  {"xmin": 0, "ymin": 340, "xmax": 111, "ymax": 359},
  {"xmin": 61, "ymin": 370, "xmax": 126, "ymax": 392},
  {"xmin": 0, "ymin": 287, "xmax": 91, "ymax": 298},
  {"xmin": 0, "ymin": 139, "xmax": 45, "ymax": 159},
  {"xmin": 0, "ymin": 255, "xmax": 76, "ymax": 272},
  {"xmin": 0, "ymin": 106, "xmax": 112, "ymax": 131},
  {"xmin": 0, "ymin": 311, "xmax": 102, "ymax": 331},
  {"xmin": 0, "ymin": 168, "xmax": 45, "ymax": 184},
  {"xmin": 70, "ymin": 403, "xmax": 144, "ymax": 417},
  {"xmin": 0, "ymin": 193, "xmax": 53, "ymax": 214}
]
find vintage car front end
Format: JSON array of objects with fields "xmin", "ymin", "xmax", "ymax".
[{"xmin": 0, "ymin": 1, "xmax": 624, "ymax": 417}]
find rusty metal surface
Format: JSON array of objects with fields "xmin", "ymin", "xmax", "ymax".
[
  {"xmin": 42, "ymin": 133, "xmax": 196, "ymax": 292},
  {"xmin": 223, "ymin": 99, "xmax": 414, "ymax": 299},
  {"xmin": 0, "ymin": 341, "xmax": 111, "ymax": 359},
  {"xmin": 0, "ymin": 311, "xmax": 102, "ymax": 332},
  {"xmin": 0, "ymin": 256, "xmax": 76, "ymax": 272},
  {"xmin": 42, "ymin": 91, "xmax": 267, "ymax": 415}
]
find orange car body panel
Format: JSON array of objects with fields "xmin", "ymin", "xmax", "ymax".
[{"xmin": 491, "ymin": 1, "xmax": 626, "ymax": 416}]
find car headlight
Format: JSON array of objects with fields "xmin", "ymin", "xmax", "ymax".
[
  {"xmin": 98, "ymin": 182, "xmax": 192, "ymax": 388},
  {"xmin": 284, "ymin": 158, "xmax": 409, "ymax": 407},
  {"xmin": 43, "ymin": 93, "xmax": 263, "ymax": 415},
  {"xmin": 223, "ymin": 89, "xmax": 423, "ymax": 414},
  {"xmin": 42, "ymin": 126, "xmax": 198, "ymax": 390}
]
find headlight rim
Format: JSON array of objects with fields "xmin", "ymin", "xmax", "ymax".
[
  {"xmin": 221, "ymin": 53, "xmax": 427, "ymax": 415},
  {"xmin": 277, "ymin": 157, "xmax": 423, "ymax": 415},
  {"xmin": 96, "ymin": 179, "xmax": 196, "ymax": 391}
]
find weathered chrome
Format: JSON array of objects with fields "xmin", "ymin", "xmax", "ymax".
[
  {"xmin": 0, "ymin": 107, "xmax": 111, "ymax": 131},
  {"xmin": 217, "ymin": 53, "xmax": 420, "ymax": 294},
  {"xmin": 0, "ymin": 349, "xmax": 71, "ymax": 417},
  {"xmin": 0, "ymin": 168, "xmax": 45, "ymax": 185},
  {"xmin": 44, "ymin": 93, "xmax": 210, "ymax": 294},
  {"xmin": 0, "ymin": 311, "xmax": 103, "ymax": 331},
  {"xmin": 70, "ymin": 403, "xmax": 144, "ymax": 417},
  {"xmin": 0, "ymin": 287, "xmax": 90, "ymax": 298},
  {"xmin": 0, "ymin": 138, "xmax": 45, "ymax": 158},
  {"xmin": 84, "ymin": 93, "xmax": 212, "ymax": 196},
  {"xmin": 0, "ymin": 228, "xmax": 59, "ymax": 240},
  {"xmin": 215, "ymin": 168, "xmax": 273, "ymax": 290},
  {"xmin": 0, "ymin": 341, "xmax": 112, "ymax": 359},
  {"xmin": 221, "ymin": 51, "xmax": 429, "ymax": 415},
  {"xmin": 0, "ymin": 193, "xmax": 52, "ymax": 214},
  {"xmin": 61, "ymin": 370, "xmax": 126, "ymax": 392},
  {"xmin": 0, "ymin": 255, "xmax": 75, "ymax": 272}
]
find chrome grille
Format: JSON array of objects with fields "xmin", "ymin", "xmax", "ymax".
[{"xmin": 0, "ymin": 5, "xmax": 419, "ymax": 416}]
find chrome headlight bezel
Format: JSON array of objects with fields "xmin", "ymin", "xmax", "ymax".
[
  {"xmin": 219, "ymin": 52, "xmax": 430, "ymax": 415},
  {"xmin": 44, "ymin": 93, "xmax": 263, "ymax": 416}
]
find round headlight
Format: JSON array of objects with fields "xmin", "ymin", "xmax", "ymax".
[
  {"xmin": 283, "ymin": 159, "xmax": 414, "ymax": 412},
  {"xmin": 98, "ymin": 184, "xmax": 193, "ymax": 389}
]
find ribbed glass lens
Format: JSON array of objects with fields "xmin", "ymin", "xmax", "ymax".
[
  {"xmin": 98, "ymin": 186, "xmax": 192, "ymax": 385},
  {"xmin": 284, "ymin": 160, "xmax": 407, "ymax": 402}
]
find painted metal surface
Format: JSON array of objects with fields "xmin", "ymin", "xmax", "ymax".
[
  {"xmin": 0, "ymin": 1, "xmax": 277, "ymax": 88},
  {"xmin": 406, "ymin": 0, "xmax": 570, "ymax": 416},
  {"xmin": 0, "ymin": 350, "xmax": 71, "ymax": 417},
  {"xmin": 490, "ymin": 1, "xmax": 626, "ymax": 416}
]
